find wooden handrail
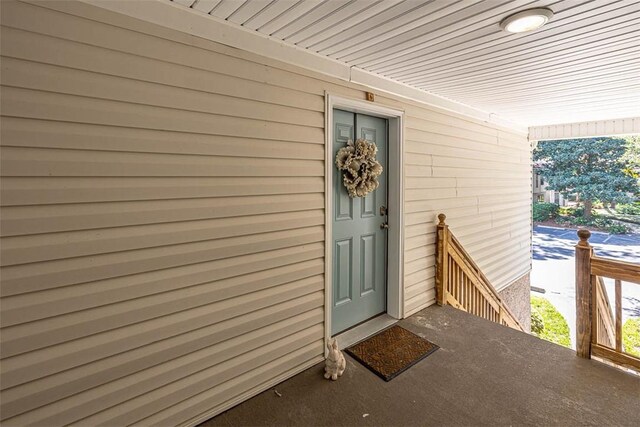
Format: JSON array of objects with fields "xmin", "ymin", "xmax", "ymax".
[
  {"xmin": 435, "ymin": 213, "xmax": 524, "ymax": 332},
  {"xmin": 591, "ymin": 256, "xmax": 640, "ymax": 283},
  {"xmin": 575, "ymin": 229, "xmax": 640, "ymax": 372}
]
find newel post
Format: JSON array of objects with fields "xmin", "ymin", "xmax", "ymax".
[
  {"xmin": 575, "ymin": 229, "xmax": 593, "ymax": 359},
  {"xmin": 436, "ymin": 213, "xmax": 449, "ymax": 306}
]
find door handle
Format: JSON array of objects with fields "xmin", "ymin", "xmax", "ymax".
[{"xmin": 380, "ymin": 222, "xmax": 389, "ymax": 229}]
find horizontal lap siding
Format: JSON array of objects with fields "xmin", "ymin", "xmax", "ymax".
[
  {"xmin": 0, "ymin": 1, "xmax": 327, "ymax": 425},
  {"xmin": 0, "ymin": 0, "xmax": 532, "ymax": 425},
  {"xmin": 403, "ymin": 107, "xmax": 531, "ymax": 315}
]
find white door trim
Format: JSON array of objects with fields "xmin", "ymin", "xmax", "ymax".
[{"xmin": 324, "ymin": 93, "xmax": 405, "ymax": 349}]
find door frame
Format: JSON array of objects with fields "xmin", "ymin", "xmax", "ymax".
[{"xmin": 324, "ymin": 93, "xmax": 405, "ymax": 346}]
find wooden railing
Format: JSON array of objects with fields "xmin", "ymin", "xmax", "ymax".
[
  {"xmin": 575, "ymin": 229, "xmax": 640, "ymax": 371},
  {"xmin": 593, "ymin": 276, "xmax": 615, "ymax": 349},
  {"xmin": 435, "ymin": 214, "xmax": 524, "ymax": 332}
]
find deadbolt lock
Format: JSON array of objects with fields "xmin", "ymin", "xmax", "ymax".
[{"xmin": 380, "ymin": 206, "xmax": 387, "ymax": 216}]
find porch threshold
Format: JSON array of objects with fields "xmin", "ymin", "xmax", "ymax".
[
  {"xmin": 334, "ymin": 313, "xmax": 398, "ymax": 349},
  {"xmin": 202, "ymin": 305, "xmax": 640, "ymax": 426}
]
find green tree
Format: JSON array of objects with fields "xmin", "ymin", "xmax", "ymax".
[
  {"xmin": 622, "ymin": 135, "xmax": 640, "ymax": 180},
  {"xmin": 534, "ymin": 137, "xmax": 639, "ymax": 218}
]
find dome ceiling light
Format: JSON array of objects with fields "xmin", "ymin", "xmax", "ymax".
[{"xmin": 500, "ymin": 8, "xmax": 554, "ymax": 33}]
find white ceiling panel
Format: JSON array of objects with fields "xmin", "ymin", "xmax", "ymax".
[
  {"xmin": 283, "ymin": 1, "xmax": 377, "ymax": 44},
  {"xmin": 240, "ymin": 0, "xmax": 299, "ymax": 30},
  {"xmin": 362, "ymin": 1, "xmax": 615, "ymax": 71},
  {"xmin": 192, "ymin": 0, "xmax": 222, "ymax": 13},
  {"xmin": 269, "ymin": 0, "xmax": 351, "ymax": 39},
  {"xmin": 227, "ymin": 1, "xmax": 272, "ymax": 24},
  {"xmin": 247, "ymin": 1, "xmax": 323, "ymax": 35},
  {"xmin": 171, "ymin": 0, "xmax": 640, "ymax": 126},
  {"xmin": 212, "ymin": 0, "xmax": 247, "ymax": 19}
]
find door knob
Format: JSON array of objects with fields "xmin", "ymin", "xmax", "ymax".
[{"xmin": 380, "ymin": 222, "xmax": 389, "ymax": 229}]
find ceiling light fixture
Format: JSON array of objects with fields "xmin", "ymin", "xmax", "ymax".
[{"xmin": 500, "ymin": 8, "xmax": 554, "ymax": 33}]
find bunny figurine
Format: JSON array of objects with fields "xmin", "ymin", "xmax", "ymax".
[{"xmin": 324, "ymin": 338, "xmax": 346, "ymax": 380}]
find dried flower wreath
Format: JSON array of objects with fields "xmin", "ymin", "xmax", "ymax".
[{"xmin": 335, "ymin": 138, "xmax": 383, "ymax": 198}]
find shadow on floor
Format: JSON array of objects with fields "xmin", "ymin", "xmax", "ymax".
[{"xmin": 203, "ymin": 306, "xmax": 640, "ymax": 426}]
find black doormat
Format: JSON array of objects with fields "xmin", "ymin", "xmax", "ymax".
[{"xmin": 345, "ymin": 325, "xmax": 439, "ymax": 381}]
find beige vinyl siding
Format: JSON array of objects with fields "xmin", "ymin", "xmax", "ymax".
[
  {"xmin": 0, "ymin": 1, "xmax": 530, "ymax": 425},
  {"xmin": 0, "ymin": 2, "xmax": 326, "ymax": 425},
  {"xmin": 401, "ymin": 107, "xmax": 531, "ymax": 316}
]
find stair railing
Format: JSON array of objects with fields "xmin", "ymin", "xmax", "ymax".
[
  {"xmin": 575, "ymin": 229, "xmax": 640, "ymax": 371},
  {"xmin": 435, "ymin": 213, "xmax": 524, "ymax": 332}
]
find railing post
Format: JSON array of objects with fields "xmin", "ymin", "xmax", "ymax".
[
  {"xmin": 575, "ymin": 229, "xmax": 593, "ymax": 359},
  {"xmin": 436, "ymin": 213, "xmax": 449, "ymax": 306}
]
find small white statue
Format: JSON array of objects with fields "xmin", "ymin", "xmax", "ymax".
[{"xmin": 324, "ymin": 338, "xmax": 346, "ymax": 380}]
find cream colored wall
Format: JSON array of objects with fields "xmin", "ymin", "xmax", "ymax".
[
  {"xmin": 0, "ymin": 1, "xmax": 531, "ymax": 425},
  {"xmin": 402, "ymin": 108, "xmax": 532, "ymax": 315}
]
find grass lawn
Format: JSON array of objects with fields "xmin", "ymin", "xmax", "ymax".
[
  {"xmin": 531, "ymin": 296, "xmax": 571, "ymax": 348},
  {"xmin": 623, "ymin": 318, "xmax": 640, "ymax": 358}
]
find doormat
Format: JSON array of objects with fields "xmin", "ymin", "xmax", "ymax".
[{"xmin": 345, "ymin": 325, "xmax": 439, "ymax": 381}]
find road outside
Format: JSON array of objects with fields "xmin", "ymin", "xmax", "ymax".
[{"xmin": 531, "ymin": 225, "xmax": 640, "ymax": 349}]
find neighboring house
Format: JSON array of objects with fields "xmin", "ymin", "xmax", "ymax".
[
  {"xmin": 533, "ymin": 168, "xmax": 568, "ymax": 206},
  {"xmin": 1, "ymin": 1, "xmax": 639, "ymax": 426}
]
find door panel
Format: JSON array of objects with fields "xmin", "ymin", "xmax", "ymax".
[
  {"xmin": 360, "ymin": 233, "xmax": 376, "ymax": 295},
  {"xmin": 332, "ymin": 110, "xmax": 388, "ymax": 335},
  {"xmin": 335, "ymin": 237, "xmax": 352, "ymax": 306}
]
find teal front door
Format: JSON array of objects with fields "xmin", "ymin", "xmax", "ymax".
[{"xmin": 332, "ymin": 110, "xmax": 388, "ymax": 335}]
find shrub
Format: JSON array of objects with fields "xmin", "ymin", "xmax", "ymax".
[
  {"xmin": 557, "ymin": 215, "xmax": 630, "ymax": 234},
  {"xmin": 590, "ymin": 217, "xmax": 629, "ymax": 234},
  {"xmin": 622, "ymin": 318, "xmax": 640, "ymax": 358},
  {"xmin": 533, "ymin": 202, "xmax": 559, "ymax": 222},
  {"xmin": 571, "ymin": 206, "xmax": 584, "ymax": 218},
  {"xmin": 558, "ymin": 206, "xmax": 572, "ymax": 216},
  {"xmin": 531, "ymin": 307, "xmax": 544, "ymax": 335},
  {"xmin": 570, "ymin": 216, "xmax": 590, "ymax": 226},
  {"xmin": 530, "ymin": 296, "xmax": 571, "ymax": 348},
  {"xmin": 536, "ymin": 201, "xmax": 630, "ymax": 233},
  {"xmin": 616, "ymin": 203, "xmax": 640, "ymax": 215},
  {"xmin": 605, "ymin": 223, "xmax": 629, "ymax": 234}
]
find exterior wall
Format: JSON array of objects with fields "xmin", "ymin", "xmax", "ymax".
[
  {"xmin": 533, "ymin": 171, "xmax": 567, "ymax": 206},
  {"xmin": 403, "ymin": 108, "xmax": 532, "ymax": 315},
  {"xmin": 498, "ymin": 273, "xmax": 532, "ymax": 332},
  {"xmin": 0, "ymin": 1, "xmax": 531, "ymax": 425},
  {"xmin": 533, "ymin": 171, "xmax": 544, "ymax": 202},
  {"xmin": 546, "ymin": 190, "xmax": 567, "ymax": 206}
]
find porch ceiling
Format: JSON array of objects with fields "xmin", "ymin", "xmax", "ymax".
[{"xmin": 170, "ymin": 0, "xmax": 640, "ymax": 127}]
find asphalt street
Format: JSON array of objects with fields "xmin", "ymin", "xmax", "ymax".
[{"xmin": 531, "ymin": 225, "xmax": 640, "ymax": 349}]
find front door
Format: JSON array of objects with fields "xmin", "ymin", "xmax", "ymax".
[{"xmin": 332, "ymin": 110, "xmax": 388, "ymax": 335}]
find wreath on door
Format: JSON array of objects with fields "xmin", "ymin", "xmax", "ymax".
[{"xmin": 335, "ymin": 138, "xmax": 383, "ymax": 198}]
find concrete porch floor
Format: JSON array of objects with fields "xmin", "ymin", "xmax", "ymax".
[{"xmin": 202, "ymin": 305, "xmax": 640, "ymax": 426}]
